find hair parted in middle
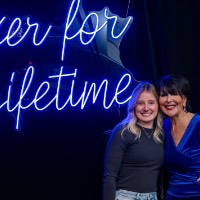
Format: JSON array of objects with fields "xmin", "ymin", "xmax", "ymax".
[{"xmin": 120, "ymin": 81, "xmax": 163, "ymax": 144}]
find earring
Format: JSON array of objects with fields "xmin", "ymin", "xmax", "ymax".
[{"xmin": 183, "ymin": 105, "xmax": 187, "ymax": 112}]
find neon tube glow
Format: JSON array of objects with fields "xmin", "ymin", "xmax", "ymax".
[{"xmin": 0, "ymin": 0, "xmax": 134, "ymax": 130}]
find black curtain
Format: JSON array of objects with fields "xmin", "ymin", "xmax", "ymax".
[{"xmin": 120, "ymin": 0, "xmax": 200, "ymax": 112}]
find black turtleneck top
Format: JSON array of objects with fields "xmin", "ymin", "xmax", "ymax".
[{"xmin": 103, "ymin": 124, "xmax": 164, "ymax": 200}]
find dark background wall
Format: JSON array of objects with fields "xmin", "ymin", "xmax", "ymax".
[{"xmin": 0, "ymin": 0, "xmax": 200, "ymax": 200}]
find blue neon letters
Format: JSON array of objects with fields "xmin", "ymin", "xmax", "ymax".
[
  {"xmin": 0, "ymin": 66, "xmax": 132, "ymax": 129},
  {"xmin": 0, "ymin": 0, "xmax": 134, "ymax": 130}
]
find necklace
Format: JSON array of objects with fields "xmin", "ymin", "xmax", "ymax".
[{"xmin": 141, "ymin": 126, "xmax": 153, "ymax": 139}]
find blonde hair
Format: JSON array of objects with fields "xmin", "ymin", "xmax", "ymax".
[{"xmin": 120, "ymin": 81, "xmax": 163, "ymax": 143}]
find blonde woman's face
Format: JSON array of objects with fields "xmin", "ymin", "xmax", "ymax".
[{"xmin": 135, "ymin": 91, "xmax": 159, "ymax": 128}]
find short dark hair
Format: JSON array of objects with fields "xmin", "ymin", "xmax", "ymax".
[{"xmin": 157, "ymin": 74, "xmax": 192, "ymax": 112}]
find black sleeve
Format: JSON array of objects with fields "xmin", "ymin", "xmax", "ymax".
[{"xmin": 102, "ymin": 124, "xmax": 128, "ymax": 200}]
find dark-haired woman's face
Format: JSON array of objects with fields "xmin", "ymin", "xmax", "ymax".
[{"xmin": 159, "ymin": 91, "xmax": 186, "ymax": 118}]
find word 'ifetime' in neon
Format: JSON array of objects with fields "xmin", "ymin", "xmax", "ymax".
[
  {"xmin": 0, "ymin": 66, "xmax": 132, "ymax": 130},
  {"xmin": 0, "ymin": 0, "xmax": 133, "ymax": 61}
]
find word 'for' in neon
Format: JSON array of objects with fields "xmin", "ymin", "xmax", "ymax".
[{"xmin": 0, "ymin": 0, "xmax": 133, "ymax": 61}]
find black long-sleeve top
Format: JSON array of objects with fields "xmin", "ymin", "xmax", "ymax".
[{"xmin": 103, "ymin": 124, "xmax": 164, "ymax": 200}]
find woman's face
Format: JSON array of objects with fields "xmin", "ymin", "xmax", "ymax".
[
  {"xmin": 135, "ymin": 91, "xmax": 159, "ymax": 128},
  {"xmin": 159, "ymin": 90, "xmax": 186, "ymax": 118}
]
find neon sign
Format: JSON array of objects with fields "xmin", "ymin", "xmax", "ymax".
[
  {"xmin": 0, "ymin": 0, "xmax": 134, "ymax": 130},
  {"xmin": 0, "ymin": 66, "xmax": 132, "ymax": 130}
]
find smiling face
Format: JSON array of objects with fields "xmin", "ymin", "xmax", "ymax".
[
  {"xmin": 157, "ymin": 75, "xmax": 190, "ymax": 118},
  {"xmin": 159, "ymin": 90, "xmax": 186, "ymax": 118},
  {"xmin": 135, "ymin": 91, "xmax": 159, "ymax": 128}
]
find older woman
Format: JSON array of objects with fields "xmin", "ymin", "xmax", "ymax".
[{"xmin": 157, "ymin": 74, "xmax": 200, "ymax": 200}]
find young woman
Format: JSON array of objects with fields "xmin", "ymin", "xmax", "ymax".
[
  {"xmin": 157, "ymin": 74, "xmax": 200, "ymax": 200},
  {"xmin": 103, "ymin": 81, "xmax": 164, "ymax": 200}
]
